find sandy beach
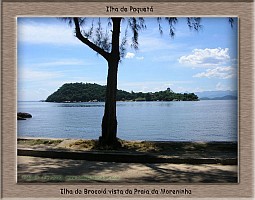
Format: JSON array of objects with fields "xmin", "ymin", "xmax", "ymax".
[
  {"xmin": 18, "ymin": 156, "xmax": 237, "ymax": 183},
  {"xmin": 17, "ymin": 138, "xmax": 238, "ymax": 183}
]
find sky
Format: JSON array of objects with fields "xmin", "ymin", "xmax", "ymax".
[{"xmin": 17, "ymin": 17, "xmax": 238, "ymax": 101}]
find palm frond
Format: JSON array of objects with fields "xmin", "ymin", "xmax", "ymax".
[
  {"xmin": 165, "ymin": 17, "xmax": 178, "ymax": 38},
  {"xmin": 157, "ymin": 17, "xmax": 163, "ymax": 35},
  {"xmin": 228, "ymin": 17, "xmax": 235, "ymax": 28},
  {"xmin": 128, "ymin": 17, "xmax": 146, "ymax": 50},
  {"xmin": 58, "ymin": 17, "xmax": 73, "ymax": 26},
  {"xmin": 120, "ymin": 26, "xmax": 128, "ymax": 59},
  {"xmin": 187, "ymin": 17, "xmax": 202, "ymax": 31}
]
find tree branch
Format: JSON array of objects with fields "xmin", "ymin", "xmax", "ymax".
[{"xmin": 73, "ymin": 17, "xmax": 110, "ymax": 61}]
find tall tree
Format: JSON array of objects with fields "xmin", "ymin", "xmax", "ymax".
[{"xmin": 61, "ymin": 17, "xmax": 234, "ymax": 147}]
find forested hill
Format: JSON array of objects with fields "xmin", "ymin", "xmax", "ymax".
[{"xmin": 45, "ymin": 83, "xmax": 199, "ymax": 102}]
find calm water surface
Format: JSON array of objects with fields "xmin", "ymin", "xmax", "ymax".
[{"xmin": 18, "ymin": 100, "xmax": 238, "ymax": 141}]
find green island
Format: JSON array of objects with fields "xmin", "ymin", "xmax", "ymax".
[{"xmin": 45, "ymin": 82, "xmax": 199, "ymax": 103}]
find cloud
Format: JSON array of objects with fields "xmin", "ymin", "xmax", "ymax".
[
  {"xmin": 32, "ymin": 59, "xmax": 85, "ymax": 67},
  {"xmin": 18, "ymin": 21, "xmax": 80, "ymax": 45},
  {"xmin": 179, "ymin": 48, "xmax": 230, "ymax": 67},
  {"xmin": 18, "ymin": 68, "xmax": 63, "ymax": 81},
  {"xmin": 215, "ymin": 82, "xmax": 232, "ymax": 91},
  {"xmin": 136, "ymin": 56, "xmax": 144, "ymax": 60},
  {"xmin": 125, "ymin": 52, "xmax": 135, "ymax": 59},
  {"xmin": 193, "ymin": 66, "xmax": 236, "ymax": 79},
  {"xmin": 125, "ymin": 52, "xmax": 144, "ymax": 60},
  {"xmin": 139, "ymin": 36, "xmax": 176, "ymax": 53},
  {"xmin": 180, "ymin": 48, "xmax": 236, "ymax": 80}
]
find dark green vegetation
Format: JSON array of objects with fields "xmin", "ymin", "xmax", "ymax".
[{"xmin": 46, "ymin": 82, "xmax": 199, "ymax": 102}]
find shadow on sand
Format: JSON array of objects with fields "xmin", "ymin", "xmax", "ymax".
[{"xmin": 17, "ymin": 156, "xmax": 238, "ymax": 183}]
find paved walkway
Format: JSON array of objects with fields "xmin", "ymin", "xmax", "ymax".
[{"xmin": 17, "ymin": 156, "xmax": 238, "ymax": 183}]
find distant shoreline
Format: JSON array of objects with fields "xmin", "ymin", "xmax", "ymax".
[
  {"xmin": 18, "ymin": 99, "xmax": 238, "ymax": 103},
  {"xmin": 17, "ymin": 137, "xmax": 237, "ymax": 143}
]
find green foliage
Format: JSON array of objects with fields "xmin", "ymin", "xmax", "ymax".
[{"xmin": 46, "ymin": 82, "xmax": 199, "ymax": 102}]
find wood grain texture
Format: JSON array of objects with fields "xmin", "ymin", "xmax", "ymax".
[{"xmin": 1, "ymin": 1, "xmax": 254, "ymax": 199}]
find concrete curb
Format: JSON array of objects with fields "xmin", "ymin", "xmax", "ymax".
[{"xmin": 17, "ymin": 148, "xmax": 237, "ymax": 165}]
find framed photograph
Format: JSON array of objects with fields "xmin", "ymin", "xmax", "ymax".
[{"xmin": 1, "ymin": 0, "xmax": 254, "ymax": 199}]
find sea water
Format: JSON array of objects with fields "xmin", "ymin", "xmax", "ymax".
[{"xmin": 17, "ymin": 100, "xmax": 238, "ymax": 141}]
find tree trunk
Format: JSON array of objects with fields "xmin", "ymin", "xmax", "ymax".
[
  {"xmin": 99, "ymin": 17, "xmax": 121, "ymax": 147},
  {"xmin": 100, "ymin": 60, "xmax": 119, "ymax": 146}
]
